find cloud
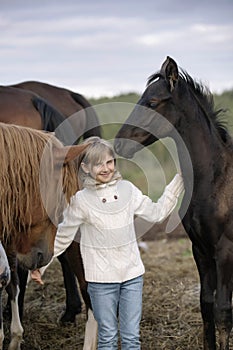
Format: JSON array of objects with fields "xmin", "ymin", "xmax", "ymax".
[
  {"xmin": 137, "ymin": 22, "xmax": 233, "ymax": 48},
  {"xmin": 0, "ymin": 0, "xmax": 232, "ymax": 96},
  {"xmin": 191, "ymin": 24, "xmax": 233, "ymax": 45}
]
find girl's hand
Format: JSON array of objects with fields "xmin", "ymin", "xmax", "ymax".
[{"xmin": 31, "ymin": 269, "xmax": 44, "ymax": 285}]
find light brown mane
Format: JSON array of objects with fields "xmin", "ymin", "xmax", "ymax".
[{"xmin": 0, "ymin": 123, "xmax": 78, "ymax": 240}]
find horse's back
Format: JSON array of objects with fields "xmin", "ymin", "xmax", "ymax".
[
  {"xmin": 11, "ymin": 81, "xmax": 102, "ymax": 138},
  {"xmin": 12, "ymin": 81, "xmax": 84, "ymax": 117},
  {"xmin": 0, "ymin": 86, "xmax": 42, "ymax": 129}
]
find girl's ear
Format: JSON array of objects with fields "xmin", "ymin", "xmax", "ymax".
[{"xmin": 81, "ymin": 162, "xmax": 90, "ymax": 174}]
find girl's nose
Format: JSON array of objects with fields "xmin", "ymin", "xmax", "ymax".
[{"xmin": 102, "ymin": 163, "xmax": 108, "ymax": 171}]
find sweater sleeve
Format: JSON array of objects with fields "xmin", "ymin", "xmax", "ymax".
[
  {"xmin": 53, "ymin": 193, "xmax": 85, "ymax": 258},
  {"xmin": 133, "ymin": 174, "xmax": 184, "ymax": 223}
]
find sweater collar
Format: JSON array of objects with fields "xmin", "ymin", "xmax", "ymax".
[{"xmin": 82, "ymin": 170, "xmax": 122, "ymax": 190}]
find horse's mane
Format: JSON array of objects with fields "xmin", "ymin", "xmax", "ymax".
[
  {"xmin": 147, "ymin": 70, "xmax": 230, "ymax": 144},
  {"xmin": 179, "ymin": 70, "xmax": 230, "ymax": 144},
  {"xmin": 0, "ymin": 123, "xmax": 78, "ymax": 239}
]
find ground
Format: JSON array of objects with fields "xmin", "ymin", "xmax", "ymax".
[{"xmin": 2, "ymin": 229, "xmax": 232, "ymax": 349}]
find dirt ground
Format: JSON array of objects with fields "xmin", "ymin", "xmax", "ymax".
[{"xmin": 2, "ymin": 228, "xmax": 232, "ymax": 349}]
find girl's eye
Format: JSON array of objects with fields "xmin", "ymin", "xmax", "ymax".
[
  {"xmin": 93, "ymin": 161, "xmax": 102, "ymax": 166},
  {"xmin": 93, "ymin": 158, "xmax": 114, "ymax": 168}
]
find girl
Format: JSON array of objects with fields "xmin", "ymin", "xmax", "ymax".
[{"xmin": 53, "ymin": 136, "xmax": 184, "ymax": 350}]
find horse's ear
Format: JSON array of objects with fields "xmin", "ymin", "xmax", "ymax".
[
  {"xmin": 65, "ymin": 144, "xmax": 90, "ymax": 164},
  {"xmin": 161, "ymin": 56, "xmax": 179, "ymax": 92},
  {"xmin": 53, "ymin": 144, "xmax": 89, "ymax": 164}
]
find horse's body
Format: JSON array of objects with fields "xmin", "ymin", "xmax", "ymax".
[
  {"xmin": 0, "ymin": 85, "xmax": 75, "ymax": 146},
  {"xmin": 115, "ymin": 56, "xmax": 233, "ymax": 350},
  {"xmin": 0, "ymin": 122, "xmax": 89, "ymax": 349},
  {"xmin": 10, "ymin": 80, "xmax": 101, "ymax": 139},
  {"xmin": 0, "ymin": 86, "xmax": 47, "ymax": 129},
  {"xmin": 0, "ymin": 82, "xmax": 101, "ymax": 324}
]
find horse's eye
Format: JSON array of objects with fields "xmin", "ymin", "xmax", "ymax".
[{"xmin": 149, "ymin": 99, "xmax": 160, "ymax": 108}]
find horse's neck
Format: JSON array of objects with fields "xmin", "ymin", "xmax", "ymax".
[{"xmin": 176, "ymin": 121, "xmax": 225, "ymax": 191}]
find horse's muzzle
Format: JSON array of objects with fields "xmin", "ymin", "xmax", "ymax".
[{"xmin": 17, "ymin": 248, "xmax": 53, "ymax": 270}]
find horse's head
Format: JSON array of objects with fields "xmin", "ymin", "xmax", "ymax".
[
  {"xmin": 115, "ymin": 56, "xmax": 181, "ymax": 158},
  {"xmin": 15, "ymin": 142, "xmax": 89, "ymax": 270},
  {"xmin": 16, "ymin": 219, "xmax": 57, "ymax": 270}
]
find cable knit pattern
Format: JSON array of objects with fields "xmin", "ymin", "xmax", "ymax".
[{"xmin": 55, "ymin": 174, "xmax": 184, "ymax": 282}]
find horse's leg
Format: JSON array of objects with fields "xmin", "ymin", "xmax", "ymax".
[
  {"xmin": 215, "ymin": 283, "xmax": 232, "ymax": 350},
  {"xmin": 8, "ymin": 286, "xmax": 24, "ymax": 350},
  {"xmin": 65, "ymin": 241, "xmax": 97, "ymax": 350},
  {"xmin": 192, "ymin": 245, "xmax": 217, "ymax": 350},
  {"xmin": 65, "ymin": 241, "xmax": 91, "ymax": 311},
  {"xmin": 5, "ymin": 253, "xmax": 23, "ymax": 350},
  {"xmin": 83, "ymin": 308, "xmax": 98, "ymax": 350},
  {"xmin": 17, "ymin": 265, "xmax": 28, "ymax": 320},
  {"xmin": 57, "ymin": 252, "xmax": 82, "ymax": 323},
  {"xmin": 4, "ymin": 264, "xmax": 28, "ymax": 327},
  {"xmin": 214, "ymin": 236, "xmax": 233, "ymax": 350}
]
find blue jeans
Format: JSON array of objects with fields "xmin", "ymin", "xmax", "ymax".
[{"xmin": 88, "ymin": 275, "xmax": 143, "ymax": 350}]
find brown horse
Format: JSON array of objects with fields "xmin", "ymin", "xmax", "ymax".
[
  {"xmin": 0, "ymin": 82, "xmax": 101, "ymax": 323},
  {"xmin": 0, "ymin": 122, "xmax": 87, "ymax": 349},
  {"xmin": 10, "ymin": 80, "xmax": 101, "ymax": 140},
  {"xmin": 0, "ymin": 85, "xmax": 75, "ymax": 145}
]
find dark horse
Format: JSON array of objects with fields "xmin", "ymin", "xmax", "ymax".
[
  {"xmin": 115, "ymin": 56, "xmax": 233, "ymax": 350},
  {"xmin": 0, "ymin": 84, "xmax": 101, "ymax": 324}
]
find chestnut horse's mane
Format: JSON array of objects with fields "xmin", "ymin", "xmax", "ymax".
[{"xmin": 0, "ymin": 123, "xmax": 78, "ymax": 239}]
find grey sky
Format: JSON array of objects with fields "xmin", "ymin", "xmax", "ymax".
[{"xmin": 1, "ymin": 0, "xmax": 233, "ymax": 97}]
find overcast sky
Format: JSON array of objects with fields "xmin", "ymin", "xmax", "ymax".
[{"xmin": 1, "ymin": 0, "xmax": 233, "ymax": 98}]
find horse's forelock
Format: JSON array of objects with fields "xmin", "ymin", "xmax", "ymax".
[{"xmin": 147, "ymin": 72, "xmax": 163, "ymax": 86}]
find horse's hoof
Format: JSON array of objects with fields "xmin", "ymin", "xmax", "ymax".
[
  {"xmin": 58, "ymin": 306, "xmax": 82, "ymax": 324},
  {"xmin": 8, "ymin": 336, "xmax": 24, "ymax": 350}
]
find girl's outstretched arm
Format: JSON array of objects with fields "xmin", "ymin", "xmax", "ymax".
[{"xmin": 133, "ymin": 173, "xmax": 184, "ymax": 224}]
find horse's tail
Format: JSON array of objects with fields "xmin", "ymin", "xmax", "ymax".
[
  {"xmin": 32, "ymin": 97, "xmax": 77, "ymax": 145},
  {"xmin": 70, "ymin": 92, "xmax": 102, "ymax": 139}
]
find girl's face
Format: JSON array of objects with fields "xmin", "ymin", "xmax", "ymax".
[{"xmin": 83, "ymin": 153, "xmax": 115, "ymax": 184}]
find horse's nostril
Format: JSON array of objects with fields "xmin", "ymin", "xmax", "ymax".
[{"xmin": 37, "ymin": 252, "xmax": 44, "ymax": 266}]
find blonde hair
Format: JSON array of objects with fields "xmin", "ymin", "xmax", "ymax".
[{"xmin": 77, "ymin": 137, "xmax": 116, "ymax": 186}]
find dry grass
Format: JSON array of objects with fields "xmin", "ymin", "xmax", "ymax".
[
  {"xmin": 140, "ymin": 238, "xmax": 202, "ymax": 349},
  {"xmin": 2, "ymin": 235, "xmax": 233, "ymax": 349}
]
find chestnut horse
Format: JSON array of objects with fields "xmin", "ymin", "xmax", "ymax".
[
  {"xmin": 0, "ymin": 85, "xmax": 74, "ymax": 144},
  {"xmin": 0, "ymin": 122, "xmax": 88, "ymax": 349},
  {"xmin": 0, "ymin": 83, "xmax": 101, "ymax": 323},
  {"xmin": 10, "ymin": 80, "xmax": 101, "ymax": 140},
  {"xmin": 115, "ymin": 56, "xmax": 233, "ymax": 350}
]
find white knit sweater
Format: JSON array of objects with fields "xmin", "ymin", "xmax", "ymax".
[{"xmin": 54, "ymin": 174, "xmax": 184, "ymax": 283}]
